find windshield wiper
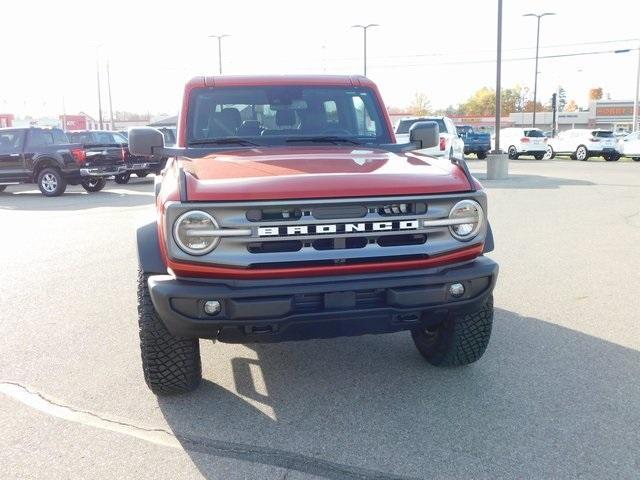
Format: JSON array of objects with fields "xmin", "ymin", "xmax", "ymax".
[
  {"xmin": 285, "ymin": 136, "xmax": 363, "ymax": 145},
  {"xmin": 188, "ymin": 138, "xmax": 260, "ymax": 147}
]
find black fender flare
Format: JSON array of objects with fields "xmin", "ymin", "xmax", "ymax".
[
  {"xmin": 137, "ymin": 222, "xmax": 167, "ymax": 274},
  {"xmin": 483, "ymin": 222, "xmax": 494, "ymax": 253},
  {"xmin": 32, "ymin": 155, "xmax": 64, "ymax": 177}
]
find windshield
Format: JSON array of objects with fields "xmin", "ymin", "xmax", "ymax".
[
  {"xmin": 524, "ymin": 129, "xmax": 545, "ymax": 137},
  {"xmin": 396, "ymin": 118, "xmax": 446, "ymax": 135},
  {"xmin": 187, "ymin": 86, "xmax": 391, "ymax": 146}
]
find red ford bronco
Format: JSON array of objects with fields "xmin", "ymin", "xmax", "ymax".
[{"xmin": 129, "ymin": 75, "xmax": 498, "ymax": 395}]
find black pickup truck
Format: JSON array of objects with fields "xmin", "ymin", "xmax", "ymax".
[
  {"xmin": 71, "ymin": 130, "xmax": 165, "ymax": 184},
  {"xmin": 0, "ymin": 127, "xmax": 127, "ymax": 196}
]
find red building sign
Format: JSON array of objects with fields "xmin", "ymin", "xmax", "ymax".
[{"xmin": 60, "ymin": 114, "xmax": 88, "ymax": 131}]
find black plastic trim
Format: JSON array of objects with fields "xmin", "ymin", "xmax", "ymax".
[{"xmin": 137, "ymin": 222, "xmax": 167, "ymax": 274}]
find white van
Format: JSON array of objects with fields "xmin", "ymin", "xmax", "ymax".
[{"xmin": 499, "ymin": 128, "xmax": 548, "ymax": 159}]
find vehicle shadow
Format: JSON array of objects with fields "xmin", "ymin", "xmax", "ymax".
[
  {"xmin": 470, "ymin": 173, "xmax": 595, "ymax": 189},
  {"xmin": 0, "ymin": 180, "xmax": 154, "ymax": 211},
  {"xmin": 156, "ymin": 308, "xmax": 640, "ymax": 479}
]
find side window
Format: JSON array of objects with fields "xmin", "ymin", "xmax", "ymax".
[
  {"xmin": 52, "ymin": 130, "xmax": 69, "ymax": 144},
  {"xmin": 323, "ymin": 101, "xmax": 339, "ymax": 126},
  {"xmin": 351, "ymin": 95, "xmax": 377, "ymax": 136},
  {"xmin": 0, "ymin": 131, "xmax": 24, "ymax": 153},
  {"xmin": 26, "ymin": 130, "xmax": 54, "ymax": 148},
  {"xmin": 111, "ymin": 133, "xmax": 127, "ymax": 144}
]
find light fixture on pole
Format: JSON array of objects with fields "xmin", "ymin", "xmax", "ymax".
[
  {"xmin": 523, "ymin": 12, "xmax": 555, "ymax": 128},
  {"xmin": 351, "ymin": 24, "xmax": 379, "ymax": 77},
  {"xmin": 633, "ymin": 39, "xmax": 640, "ymax": 132},
  {"xmin": 209, "ymin": 34, "xmax": 230, "ymax": 75}
]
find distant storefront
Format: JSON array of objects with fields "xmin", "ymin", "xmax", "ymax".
[{"xmin": 0, "ymin": 113, "xmax": 14, "ymax": 128}]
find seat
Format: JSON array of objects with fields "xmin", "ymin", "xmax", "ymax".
[
  {"xmin": 237, "ymin": 120, "xmax": 262, "ymax": 136},
  {"xmin": 207, "ymin": 107, "xmax": 242, "ymax": 137},
  {"xmin": 262, "ymin": 109, "xmax": 299, "ymax": 136},
  {"xmin": 299, "ymin": 108, "xmax": 328, "ymax": 135}
]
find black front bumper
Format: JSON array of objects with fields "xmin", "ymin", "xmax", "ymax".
[
  {"xmin": 464, "ymin": 145, "xmax": 491, "ymax": 154},
  {"xmin": 148, "ymin": 256, "xmax": 498, "ymax": 343}
]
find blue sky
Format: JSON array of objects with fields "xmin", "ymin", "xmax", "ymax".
[{"xmin": 1, "ymin": 0, "xmax": 639, "ymax": 118}]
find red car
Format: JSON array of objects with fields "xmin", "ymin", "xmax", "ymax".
[{"xmin": 129, "ymin": 75, "xmax": 498, "ymax": 395}]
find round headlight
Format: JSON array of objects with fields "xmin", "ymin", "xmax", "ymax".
[
  {"xmin": 173, "ymin": 210, "xmax": 220, "ymax": 255},
  {"xmin": 448, "ymin": 200, "xmax": 483, "ymax": 241}
]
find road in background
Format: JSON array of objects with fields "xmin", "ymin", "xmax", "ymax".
[{"xmin": 1, "ymin": 162, "xmax": 639, "ymax": 479}]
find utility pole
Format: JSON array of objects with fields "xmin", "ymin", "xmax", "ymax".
[
  {"xmin": 106, "ymin": 61, "xmax": 115, "ymax": 131},
  {"xmin": 351, "ymin": 24, "xmax": 379, "ymax": 77},
  {"xmin": 96, "ymin": 51, "xmax": 103, "ymax": 130},
  {"xmin": 209, "ymin": 34, "xmax": 230, "ymax": 75},
  {"xmin": 523, "ymin": 12, "xmax": 555, "ymax": 128}
]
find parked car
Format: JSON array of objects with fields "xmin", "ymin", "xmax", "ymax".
[
  {"xmin": 619, "ymin": 131, "xmax": 640, "ymax": 161},
  {"xmin": 0, "ymin": 127, "xmax": 126, "ymax": 196},
  {"xmin": 499, "ymin": 127, "xmax": 548, "ymax": 160},
  {"xmin": 457, "ymin": 125, "xmax": 491, "ymax": 159},
  {"xmin": 395, "ymin": 116, "xmax": 464, "ymax": 159},
  {"xmin": 67, "ymin": 130, "xmax": 164, "ymax": 183},
  {"xmin": 546, "ymin": 129, "xmax": 620, "ymax": 161},
  {"xmin": 129, "ymin": 75, "xmax": 497, "ymax": 395}
]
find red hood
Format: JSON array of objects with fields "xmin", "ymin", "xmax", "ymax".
[{"xmin": 181, "ymin": 147, "xmax": 472, "ymax": 201}]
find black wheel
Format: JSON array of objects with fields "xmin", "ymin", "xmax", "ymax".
[
  {"xmin": 543, "ymin": 145, "xmax": 555, "ymax": 160},
  {"xmin": 114, "ymin": 172, "xmax": 131, "ymax": 184},
  {"xmin": 507, "ymin": 146, "xmax": 519, "ymax": 159},
  {"xmin": 135, "ymin": 171, "xmax": 149, "ymax": 178},
  {"xmin": 37, "ymin": 168, "xmax": 67, "ymax": 197},
  {"xmin": 632, "ymin": 157, "xmax": 640, "ymax": 161},
  {"xmin": 81, "ymin": 177, "xmax": 107, "ymax": 192},
  {"xmin": 477, "ymin": 152, "xmax": 487, "ymax": 160},
  {"xmin": 138, "ymin": 270, "xmax": 201, "ymax": 395},
  {"xmin": 412, "ymin": 296, "xmax": 493, "ymax": 366},
  {"xmin": 0, "ymin": 185, "xmax": 6, "ymax": 192},
  {"xmin": 575, "ymin": 145, "xmax": 588, "ymax": 161},
  {"xmin": 534, "ymin": 153, "xmax": 545, "ymax": 160},
  {"xmin": 604, "ymin": 153, "xmax": 620, "ymax": 162}
]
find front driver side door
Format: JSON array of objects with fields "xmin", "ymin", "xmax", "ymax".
[{"xmin": 0, "ymin": 130, "xmax": 26, "ymax": 181}]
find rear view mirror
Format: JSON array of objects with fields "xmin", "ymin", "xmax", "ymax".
[
  {"xmin": 409, "ymin": 121, "xmax": 439, "ymax": 149},
  {"xmin": 129, "ymin": 127, "xmax": 165, "ymax": 156}
]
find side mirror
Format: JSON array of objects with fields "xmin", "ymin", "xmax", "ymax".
[
  {"xmin": 409, "ymin": 121, "xmax": 439, "ymax": 149},
  {"xmin": 129, "ymin": 127, "xmax": 165, "ymax": 156}
]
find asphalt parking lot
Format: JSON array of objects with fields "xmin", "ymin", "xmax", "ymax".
[{"xmin": 1, "ymin": 159, "xmax": 639, "ymax": 479}]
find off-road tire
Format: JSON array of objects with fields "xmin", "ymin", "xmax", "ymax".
[
  {"xmin": 114, "ymin": 173, "xmax": 131, "ymax": 184},
  {"xmin": 81, "ymin": 177, "xmax": 107, "ymax": 192},
  {"xmin": 138, "ymin": 270, "xmax": 202, "ymax": 395},
  {"xmin": 37, "ymin": 168, "xmax": 67, "ymax": 197},
  {"xmin": 411, "ymin": 295, "xmax": 493, "ymax": 366},
  {"xmin": 477, "ymin": 152, "xmax": 487, "ymax": 160}
]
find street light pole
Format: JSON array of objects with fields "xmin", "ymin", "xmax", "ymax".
[
  {"xmin": 494, "ymin": 0, "xmax": 503, "ymax": 153},
  {"xmin": 523, "ymin": 12, "xmax": 555, "ymax": 128},
  {"xmin": 106, "ymin": 61, "xmax": 115, "ymax": 131},
  {"xmin": 633, "ymin": 39, "xmax": 640, "ymax": 132},
  {"xmin": 209, "ymin": 34, "xmax": 230, "ymax": 75},
  {"xmin": 351, "ymin": 24, "xmax": 379, "ymax": 77}
]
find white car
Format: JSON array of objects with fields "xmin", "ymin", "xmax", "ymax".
[
  {"xmin": 394, "ymin": 116, "xmax": 464, "ymax": 159},
  {"xmin": 499, "ymin": 127, "xmax": 548, "ymax": 160},
  {"xmin": 619, "ymin": 131, "xmax": 640, "ymax": 161},
  {"xmin": 546, "ymin": 129, "xmax": 620, "ymax": 161}
]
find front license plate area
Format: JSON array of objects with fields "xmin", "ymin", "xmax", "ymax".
[{"xmin": 324, "ymin": 291, "xmax": 356, "ymax": 309}]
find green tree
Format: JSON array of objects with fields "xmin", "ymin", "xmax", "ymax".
[{"xmin": 458, "ymin": 86, "xmax": 525, "ymax": 116}]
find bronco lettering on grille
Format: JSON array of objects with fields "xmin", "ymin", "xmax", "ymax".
[{"xmin": 258, "ymin": 220, "xmax": 420, "ymax": 237}]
